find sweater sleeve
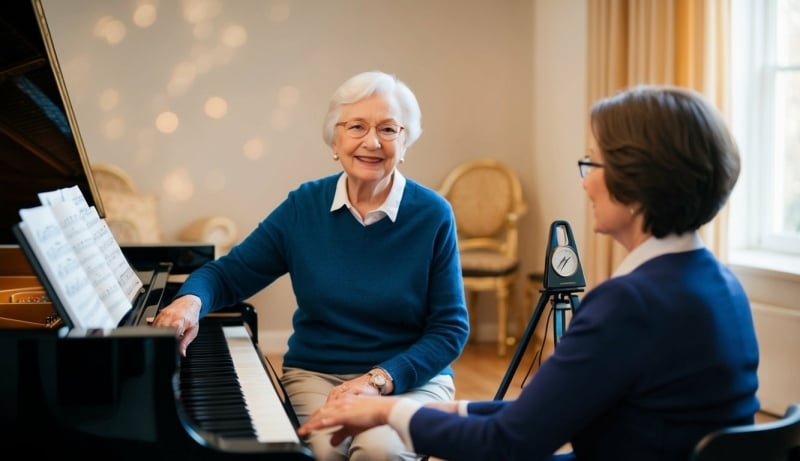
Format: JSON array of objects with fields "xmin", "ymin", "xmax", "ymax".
[{"xmin": 403, "ymin": 281, "xmax": 654, "ymax": 461}]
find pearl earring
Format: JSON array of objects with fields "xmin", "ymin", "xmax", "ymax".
[
  {"xmin": 332, "ymin": 153, "xmax": 339, "ymax": 161},
  {"xmin": 399, "ymin": 158, "xmax": 405, "ymax": 164}
]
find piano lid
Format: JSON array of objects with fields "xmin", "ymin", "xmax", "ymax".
[{"xmin": 0, "ymin": 0, "xmax": 104, "ymax": 244}]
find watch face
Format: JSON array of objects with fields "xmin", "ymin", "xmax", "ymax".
[
  {"xmin": 551, "ymin": 246, "xmax": 578, "ymax": 277},
  {"xmin": 369, "ymin": 372, "xmax": 387, "ymax": 394}
]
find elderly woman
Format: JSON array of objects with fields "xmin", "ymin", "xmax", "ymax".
[
  {"xmin": 298, "ymin": 85, "xmax": 760, "ymax": 461},
  {"xmin": 154, "ymin": 71, "xmax": 469, "ymax": 461}
]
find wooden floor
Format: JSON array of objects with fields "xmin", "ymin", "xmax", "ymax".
[
  {"xmin": 267, "ymin": 339, "xmax": 776, "ymax": 422},
  {"xmin": 450, "ymin": 339, "xmax": 528, "ymax": 401}
]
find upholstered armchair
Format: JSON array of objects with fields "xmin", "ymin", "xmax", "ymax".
[
  {"xmin": 439, "ymin": 158, "xmax": 527, "ymax": 356},
  {"xmin": 91, "ymin": 163, "xmax": 238, "ymax": 257}
]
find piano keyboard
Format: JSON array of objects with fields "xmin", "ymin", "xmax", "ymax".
[{"xmin": 180, "ymin": 322, "xmax": 300, "ymax": 444}]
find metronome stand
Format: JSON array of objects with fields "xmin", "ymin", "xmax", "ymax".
[
  {"xmin": 494, "ymin": 286, "xmax": 583, "ymax": 400},
  {"xmin": 494, "ymin": 220, "xmax": 586, "ymax": 400}
]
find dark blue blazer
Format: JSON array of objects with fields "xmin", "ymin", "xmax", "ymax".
[{"xmin": 409, "ymin": 249, "xmax": 760, "ymax": 461}]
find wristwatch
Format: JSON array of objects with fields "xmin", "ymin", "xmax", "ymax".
[{"xmin": 368, "ymin": 369, "xmax": 390, "ymax": 395}]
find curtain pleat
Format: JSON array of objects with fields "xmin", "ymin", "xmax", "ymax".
[{"xmin": 584, "ymin": 0, "xmax": 732, "ymax": 287}]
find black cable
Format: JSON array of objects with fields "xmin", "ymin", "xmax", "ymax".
[{"xmin": 520, "ymin": 301, "xmax": 555, "ymax": 389}]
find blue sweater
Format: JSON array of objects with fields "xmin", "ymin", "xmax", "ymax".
[
  {"xmin": 176, "ymin": 173, "xmax": 470, "ymax": 394},
  {"xmin": 408, "ymin": 249, "xmax": 760, "ymax": 460}
]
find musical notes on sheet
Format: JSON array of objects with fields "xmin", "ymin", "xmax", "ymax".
[{"xmin": 17, "ymin": 185, "xmax": 144, "ymax": 329}]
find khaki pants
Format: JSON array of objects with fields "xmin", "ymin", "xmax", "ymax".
[{"xmin": 282, "ymin": 367, "xmax": 455, "ymax": 461}]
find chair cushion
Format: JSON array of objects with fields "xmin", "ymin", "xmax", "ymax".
[
  {"xmin": 460, "ymin": 250, "xmax": 519, "ymax": 277},
  {"xmin": 101, "ymin": 190, "xmax": 164, "ymax": 244}
]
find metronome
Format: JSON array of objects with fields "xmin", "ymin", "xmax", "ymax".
[
  {"xmin": 496, "ymin": 219, "xmax": 586, "ymax": 400},
  {"xmin": 543, "ymin": 220, "xmax": 586, "ymax": 291}
]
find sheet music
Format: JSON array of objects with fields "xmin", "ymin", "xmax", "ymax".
[
  {"xmin": 81, "ymin": 205, "xmax": 143, "ymax": 300},
  {"xmin": 48, "ymin": 200, "xmax": 131, "ymax": 325},
  {"xmin": 38, "ymin": 185, "xmax": 90, "ymax": 210},
  {"xmin": 39, "ymin": 185, "xmax": 143, "ymax": 301},
  {"xmin": 18, "ymin": 206, "xmax": 115, "ymax": 330},
  {"xmin": 17, "ymin": 185, "xmax": 147, "ymax": 329}
]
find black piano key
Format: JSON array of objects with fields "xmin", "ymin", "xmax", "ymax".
[{"xmin": 179, "ymin": 321, "xmax": 257, "ymax": 439}]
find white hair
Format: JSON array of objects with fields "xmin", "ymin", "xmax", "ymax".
[{"xmin": 322, "ymin": 71, "xmax": 422, "ymax": 148}]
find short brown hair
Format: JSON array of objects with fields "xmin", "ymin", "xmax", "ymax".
[{"xmin": 590, "ymin": 85, "xmax": 740, "ymax": 238}]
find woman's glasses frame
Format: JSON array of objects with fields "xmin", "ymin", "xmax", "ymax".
[
  {"xmin": 577, "ymin": 157, "xmax": 604, "ymax": 178},
  {"xmin": 335, "ymin": 119, "xmax": 405, "ymax": 141}
]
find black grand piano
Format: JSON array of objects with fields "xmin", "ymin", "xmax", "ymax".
[{"xmin": 0, "ymin": 1, "xmax": 313, "ymax": 459}]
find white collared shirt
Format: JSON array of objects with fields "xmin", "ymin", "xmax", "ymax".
[
  {"xmin": 612, "ymin": 231, "xmax": 705, "ymax": 277},
  {"xmin": 330, "ymin": 170, "xmax": 406, "ymax": 226}
]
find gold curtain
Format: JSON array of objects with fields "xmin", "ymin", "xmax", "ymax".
[{"xmin": 584, "ymin": 0, "xmax": 732, "ymax": 287}]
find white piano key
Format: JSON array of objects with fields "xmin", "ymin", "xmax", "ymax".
[{"xmin": 222, "ymin": 325, "xmax": 300, "ymax": 443}]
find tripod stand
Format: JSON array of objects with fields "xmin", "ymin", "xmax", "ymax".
[{"xmin": 494, "ymin": 286, "xmax": 583, "ymax": 400}]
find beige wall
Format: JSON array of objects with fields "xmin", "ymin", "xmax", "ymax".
[
  {"xmin": 42, "ymin": 0, "xmax": 589, "ymax": 349},
  {"xmin": 41, "ymin": 0, "xmax": 798, "ymax": 414}
]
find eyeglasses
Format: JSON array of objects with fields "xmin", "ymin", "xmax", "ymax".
[
  {"xmin": 577, "ymin": 157, "xmax": 604, "ymax": 178},
  {"xmin": 335, "ymin": 120, "xmax": 405, "ymax": 141}
]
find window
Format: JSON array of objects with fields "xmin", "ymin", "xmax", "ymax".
[{"xmin": 729, "ymin": 0, "xmax": 800, "ymax": 275}]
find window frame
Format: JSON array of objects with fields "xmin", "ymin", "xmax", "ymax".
[{"xmin": 729, "ymin": 0, "xmax": 800, "ymax": 276}]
